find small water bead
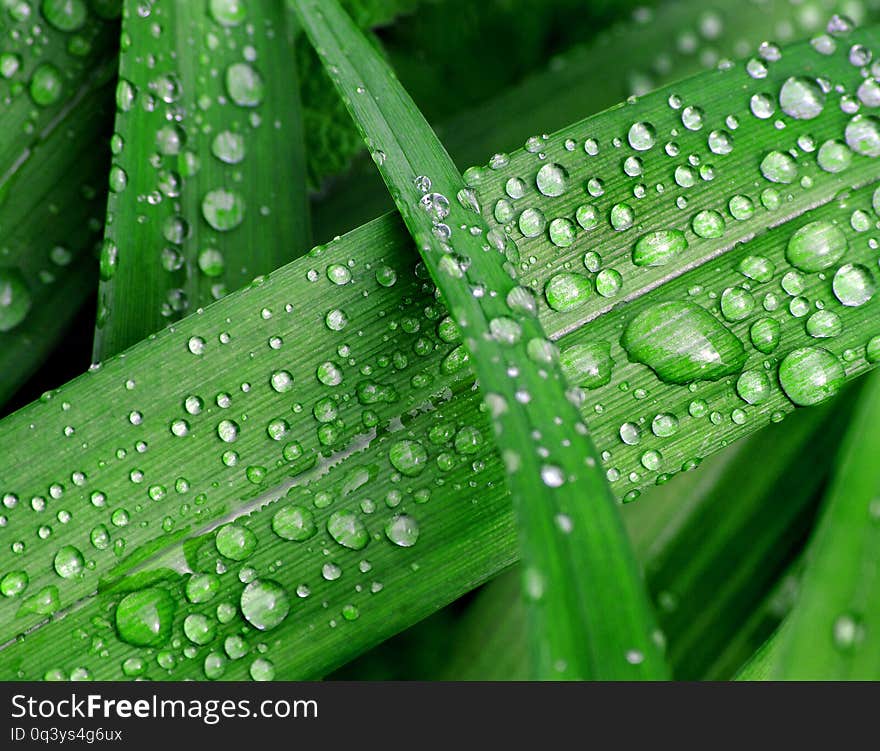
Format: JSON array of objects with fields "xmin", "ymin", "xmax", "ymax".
[
  {"xmin": 519, "ymin": 208, "xmax": 546, "ymax": 237},
  {"xmin": 779, "ymin": 76, "xmax": 825, "ymax": 120},
  {"xmin": 623, "ymin": 156, "xmax": 643, "ymax": 177},
  {"xmin": 720, "ymin": 287, "xmax": 755, "ymax": 321},
  {"xmin": 691, "ymin": 210, "xmax": 724, "ymax": 239},
  {"xmin": 674, "ymin": 165, "xmax": 696, "ymax": 188},
  {"xmin": 738, "ymin": 255, "xmax": 774, "ymax": 283},
  {"xmin": 678, "ymin": 105, "xmax": 703, "ymax": 131},
  {"xmin": 833, "ymin": 264, "xmax": 876, "ymax": 307},
  {"xmin": 325, "ymin": 308, "xmax": 349, "ymax": 331},
  {"xmin": 217, "ymin": 419, "xmax": 239, "ymax": 443},
  {"xmin": 832, "ymin": 613, "xmax": 864, "ymax": 650},
  {"xmin": 53, "ymin": 545, "xmax": 84, "ymax": 579},
  {"xmin": 211, "ymin": 130, "xmax": 246, "ymax": 164},
  {"xmin": 707, "ymin": 130, "xmax": 733, "ymax": 155},
  {"xmin": 750, "ymin": 93, "xmax": 775, "ymax": 119},
  {"xmin": 250, "ymin": 658, "xmax": 275, "ymax": 681},
  {"xmin": 494, "ymin": 199, "xmax": 514, "ymax": 223},
  {"xmin": 115, "ymin": 588, "xmax": 176, "ymax": 648},
  {"xmin": 628, "ymin": 121, "xmax": 656, "ymax": 151},
  {"xmin": 760, "ymin": 151, "xmax": 798, "ymax": 183},
  {"xmin": 806, "ymin": 310, "xmax": 842, "ymax": 338},
  {"xmin": 746, "ymin": 57, "xmax": 768, "ymax": 78},
  {"xmin": 548, "ymin": 217, "xmax": 576, "ymax": 247},
  {"xmin": 786, "ymin": 220, "xmax": 847, "ymax": 272},
  {"xmin": 621, "ymin": 302, "xmax": 747, "ymax": 384},
  {"xmin": 385, "ymin": 514, "xmax": 420, "ymax": 547},
  {"xmin": 204, "ymin": 653, "xmax": 226, "ymax": 680},
  {"xmin": 575, "ymin": 204, "xmax": 599, "ymax": 230},
  {"xmin": 583, "ymin": 251, "xmax": 601, "ymax": 273},
  {"xmin": 610, "ymin": 203, "xmax": 634, "ymax": 231},
  {"xmin": 505, "ymin": 177, "xmax": 525, "ymax": 199},
  {"xmin": 632, "ymin": 229, "xmax": 688, "ymax": 267},
  {"xmin": 186, "ymin": 573, "xmax": 220, "ymax": 604},
  {"xmin": 535, "ymin": 163, "xmax": 567, "ymax": 197},
  {"xmin": 226, "ymin": 63, "xmax": 264, "ymax": 107},
  {"xmin": 0, "ymin": 270, "xmax": 32, "ymax": 332},
  {"xmin": 858, "ymin": 78, "xmax": 880, "ymax": 108},
  {"xmin": 0, "ymin": 53, "xmax": 19, "ymax": 79},
  {"xmin": 587, "ymin": 178, "xmax": 605, "ymax": 197},
  {"xmin": 781, "ymin": 271, "xmax": 805, "ymax": 297},
  {"xmin": 560, "ymin": 342, "xmax": 613, "ymax": 389},
  {"xmin": 544, "ymin": 272, "xmax": 591, "ymax": 311},
  {"xmin": 619, "ymin": 422, "xmax": 641, "ymax": 445},
  {"xmin": 736, "ymin": 370, "xmax": 771, "ymax": 405},
  {"xmin": 272, "ymin": 505, "xmax": 316, "ymax": 541},
  {"xmin": 641, "ymin": 450, "xmax": 662, "ymax": 471},
  {"xmin": 389, "ymin": 440, "xmax": 428, "ymax": 477},
  {"xmin": 240, "ymin": 579, "xmax": 289, "ymax": 631},
  {"xmin": 540, "ymin": 465, "xmax": 565, "ymax": 488},
  {"xmin": 215, "ymin": 523, "xmax": 257, "ymax": 560},
  {"xmin": 866, "ymin": 335, "xmax": 880, "ymax": 363},
  {"xmin": 0, "ymin": 570, "xmax": 28, "ymax": 597},
  {"xmin": 210, "ymin": 0, "xmax": 246, "ymax": 25},
  {"xmin": 778, "ymin": 347, "xmax": 845, "ymax": 406},
  {"xmin": 595, "ymin": 269, "xmax": 622, "ymax": 298},
  {"xmin": 851, "ymin": 210, "xmax": 871, "ymax": 232},
  {"xmin": 845, "ymin": 114, "xmax": 880, "ymax": 157},
  {"xmin": 183, "ymin": 614, "xmax": 216, "ymax": 646},
  {"xmin": 266, "ymin": 418, "xmax": 290, "ymax": 441},
  {"xmin": 202, "ymin": 188, "xmax": 244, "ymax": 231},
  {"xmin": 30, "ymin": 63, "xmax": 63, "ymax": 106},
  {"xmin": 322, "ymin": 563, "xmax": 342, "ymax": 581},
  {"xmin": 816, "ymin": 139, "xmax": 852, "ymax": 173},
  {"xmin": 327, "ymin": 510, "xmax": 369, "ymax": 550}
]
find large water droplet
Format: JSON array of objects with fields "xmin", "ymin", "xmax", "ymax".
[
  {"xmin": 845, "ymin": 114, "xmax": 880, "ymax": 157},
  {"xmin": 385, "ymin": 514, "xmax": 420, "ymax": 547},
  {"xmin": 778, "ymin": 347, "xmax": 845, "ymax": 406},
  {"xmin": 786, "ymin": 220, "xmax": 848, "ymax": 272},
  {"xmin": 544, "ymin": 272, "xmax": 591, "ymax": 311},
  {"xmin": 272, "ymin": 504, "xmax": 316, "ymax": 541},
  {"xmin": 560, "ymin": 342, "xmax": 613, "ymax": 389},
  {"xmin": 215, "ymin": 523, "xmax": 257, "ymax": 560},
  {"xmin": 202, "ymin": 188, "xmax": 245, "ymax": 231},
  {"xmin": 833, "ymin": 263, "xmax": 875, "ymax": 306},
  {"xmin": 327, "ymin": 510, "xmax": 369, "ymax": 550},
  {"xmin": 535, "ymin": 163, "xmax": 567, "ymax": 197},
  {"xmin": 621, "ymin": 302, "xmax": 747, "ymax": 384},
  {"xmin": 226, "ymin": 63, "xmax": 264, "ymax": 107}
]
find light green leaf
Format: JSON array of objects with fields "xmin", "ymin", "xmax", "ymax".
[
  {"xmin": 0, "ymin": 21, "xmax": 879, "ymax": 681},
  {"xmin": 293, "ymin": 0, "xmax": 668, "ymax": 680},
  {"xmin": 93, "ymin": 0, "xmax": 311, "ymax": 360}
]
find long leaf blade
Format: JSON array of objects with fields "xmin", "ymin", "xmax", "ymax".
[
  {"xmin": 93, "ymin": 0, "xmax": 311, "ymax": 360},
  {"xmin": 292, "ymin": 0, "xmax": 667, "ymax": 680}
]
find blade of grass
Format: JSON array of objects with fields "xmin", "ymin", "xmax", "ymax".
[
  {"xmin": 767, "ymin": 369, "xmax": 880, "ymax": 678},
  {"xmin": 1, "ymin": 25, "xmax": 879, "ymax": 680},
  {"xmin": 314, "ymin": 0, "xmax": 879, "ymax": 239},
  {"xmin": 93, "ymin": 0, "xmax": 311, "ymax": 361},
  {"xmin": 409, "ymin": 394, "xmax": 851, "ymax": 680},
  {"xmin": 0, "ymin": 6, "xmax": 119, "ymax": 405},
  {"xmin": 293, "ymin": 0, "xmax": 669, "ymax": 680}
]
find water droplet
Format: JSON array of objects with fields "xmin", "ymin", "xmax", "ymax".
[
  {"xmin": 240, "ymin": 579, "xmax": 289, "ymax": 630},
  {"xmin": 760, "ymin": 151, "xmax": 798, "ymax": 183},
  {"xmin": 632, "ymin": 229, "xmax": 688, "ymax": 267},
  {"xmin": 736, "ymin": 370, "xmax": 770, "ymax": 404},
  {"xmin": 226, "ymin": 62, "xmax": 264, "ymax": 107},
  {"xmin": 833, "ymin": 263, "xmax": 875, "ymax": 306},
  {"xmin": 53, "ymin": 545, "xmax": 83, "ymax": 578},
  {"xmin": 778, "ymin": 347, "xmax": 845, "ymax": 406},
  {"xmin": 786, "ymin": 220, "xmax": 848, "ymax": 272},
  {"xmin": 389, "ymin": 440, "xmax": 428, "ymax": 477},
  {"xmin": 30, "ymin": 63, "xmax": 63, "ymax": 106},
  {"xmin": 545, "ymin": 272, "xmax": 591, "ymax": 311},
  {"xmin": 621, "ymin": 302, "xmax": 747, "ymax": 384},
  {"xmin": 560, "ymin": 342, "xmax": 613, "ymax": 389},
  {"xmin": 327, "ymin": 510, "xmax": 369, "ymax": 550},
  {"xmin": 272, "ymin": 504, "xmax": 316, "ymax": 542},
  {"xmin": 0, "ymin": 270, "xmax": 31, "ymax": 332},
  {"xmin": 202, "ymin": 188, "xmax": 244, "ymax": 231},
  {"xmin": 210, "ymin": 0, "xmax": 246, "ymax": 26},
  {"xmin": 845, "ymin": 114, "xmax": 880, "ymax": 157},
  {"xmin": 816, "ymin": 139, "xmax": 852, "ymax": 172},
  {"xmin": 0, "ymin": 570, "xmax": 28, "ymax": 597},
  {"xmin": 779, "ymin": 76, "xmax": 825, "ymax": 119},
  {"xmin": 692, "ymin": 210, "xmax": 725, "ymax": 239},
  {"xmin": 535, "ymin": 163, "xmax": 567, "ymax": 197},
  {"xmin": 115, "ymin": 588, "xmax": 176, "ymax": 647},
  {"xmin": 385, "ymin": 514, "xmax": 419, "ymax": 547},
  {"xmin": 628, "ymin": 121, "xmax": 656, "ymax": 150},
  {"xmin": 215, "ymin": 523, "xmax": 257, "ymax": 560}
]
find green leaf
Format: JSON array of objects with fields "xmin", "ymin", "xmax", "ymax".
[
  {"xmin": 313, "ymin": 0, "xmax": 877, "ymax": 239},
  {"xmin": 93, "ymin": 0, "xmax": 311, "ymax": 361},
  {"xmin": 385, "ymin": 394, "xmax": 852, "ymax": 680},
  {"xmin": 767, "ymin": 370, "xmax": 880, "ymax": 678},
  {"xmin": 0, "ymin": 3, "xmax": 119, "ymax": 405},
  {"xmin": 0, "ymin": 22, "xmax": 879, "ymax": 681},
  {"xmin": 292, "ymin": 0, "xmax": 667, "ymax": 680}
]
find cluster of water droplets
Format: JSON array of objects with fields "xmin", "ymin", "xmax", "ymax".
[{"xmin": 97, "ymin": 0, "xmax": 272, "ymax": 331}]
